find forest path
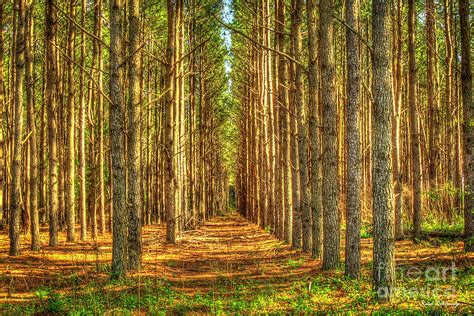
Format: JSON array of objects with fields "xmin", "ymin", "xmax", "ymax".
[
  {"xmin": 0, "ymin": 212, "xmax": 317, "ymax": 303},
  {"xmin": 141, "ymin": 212, "xmax": 315, "ymax": 293},
  {"xmin": 1, "ymin": 212, "xmax": 472, "ymax": 305}
]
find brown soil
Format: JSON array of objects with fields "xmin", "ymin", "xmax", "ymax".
[{"xmin": 0, "ymin": 212, "xmax": 472, "ymax": 305}]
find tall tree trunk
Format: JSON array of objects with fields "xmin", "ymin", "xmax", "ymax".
[
  {"xmin": 65, "ymin": 0, "xmax": 76, "ymax": 243},
  {"xmin": 306, "ymin": 0, "xmax": 322, "ymax": 258},
  {"xmin": 9, "ymin": 0, "xmax": 26, "ymax": 256},
  {"xmin": 128, "ymin": 0, "xmax": 143, "ymax": 270},
  {"xmin": 459, "ymin": 0, "xmax": 473, "ymax": 252},
  {"xmin": 372, "ymin": 0, "xmax": 395, "ymax": 300},
  {"xmin": 79, "ymin": 0, "xmax": 87, "ymax": 241},
  {"xmin": 95, "ymin": 0, "xmax": 106, "ymax": 235},
  {"xmin": 275, "ymin": 0, "xmax": 291, "ymax": 244},
  {"xmin": 110, "ymin": 0, "xmax": 128, "ymax": 279},
  {"xmin": 78, "ymin": 0, "xmax": 87, "ymax": 241},
  {"xmin": 46, "ymin": 0, "xmax": 59, "ymax": 247},
  {"xmin": 392, "ymin": 0, "xmax": 403, "ymax": 240},
  {"xmin": 291, "ymin": 0, "xmax": 310, "ymax": 252},
  {"xmin": 426, "ymin": 0, "xmax": 439, "ymax": 197},
  {"xmin": 289, "ymin": 0, "xmax": 301, "ymax": 250},
  {"xmin": 26, "ymin": 2, "xmax": 39, "ymax": 251},
  {"xmin": 345, "ymin": 0, "xmax": 361, "ymax": 279},
  {"xmin": 408, "ymin": 0, "xmax": 422, "ymax": 242},
  {"xmin": 320, "ymin": 0, "xmax": 340, "ymax": 270},
  {"xmin": 165, "ymin": 0, "xmax": 177, "ymax": 244},
  {"xmin": 443, "ymin": 0, "xmax": 455, "ymax": 222},
  {"xmin": 0, "ymin": 3, "xmax": 4, "ymax": 223}
]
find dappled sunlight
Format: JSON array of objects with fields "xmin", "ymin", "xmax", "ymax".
[{"xmin": 1, "ymin": 212, "xmax": 472, "ymax": 312}]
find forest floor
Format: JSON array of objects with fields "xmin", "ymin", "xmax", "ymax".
[{"xmin": 0, "ymin": 212, "xmax": 473, "ymax": 314}]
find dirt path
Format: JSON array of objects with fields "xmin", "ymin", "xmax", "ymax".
[
  {"xmin": 142, "ymin": 213, "xmax": 314, "ymax": 292},
  {"xmin": 0, "ymin": 213, "xmax": 314, "ymax": 303},
  {"xmin": 0, "ymin": 212, "xmax": 472, "ymax": 309}
]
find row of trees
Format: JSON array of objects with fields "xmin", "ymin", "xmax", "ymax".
[
  {"xmin": 2, "ymin": 0, "xmax": 472, "ymax": 300},
  {"xmin": 233, "ymin": 0, "xmax": 473, "ymax": 299},
  {"xmin": 2, "ymin": 0, "xmax": 234, "ymax": 277}
]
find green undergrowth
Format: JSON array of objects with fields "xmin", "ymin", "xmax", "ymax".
[
  {"xmin": 421, "ymin": 214, "xmax": 464, "ymax": 235},
  {"xmin": 2, "ymin": 265, "xmax": 472, "ymax": 315}
]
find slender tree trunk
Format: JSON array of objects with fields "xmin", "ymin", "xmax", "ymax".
[
  {"xmin": 307, "ymin": 0, "xmax": 322, "ymax": 259},
  {"xmin": 372, "ymin": 0, "xmax": 395, "ymax": 300},
  {"xmin": 65, "ymin": 0, "xmax": 76, "ymax": 243},
  {"xmin": 345, "ymin": 0, "xmax": 361, "ymax": 279},
  {"xmin": 459, "ymin": 0, "xmax": 473, "ymax": 252},
  {"xmin": 110, "ymin": 0, "xmax": 128, "ymax": 279},
  {"xmin": 408, "ymin": 0, "xmax": 422, "ymax": 242},
  {"xmin": 275, "ymin": 0, "xmax": 291, "ymax": 244},
  {"xmin": 9, "ymin": 0, "xmax": 26, "ymax": 256},
  {"xmin": 289, "ymin": 0, "xmax": 301, "ymax": 250},
  {"xmin": 26, "ymin": 2, "xmax": 39, "ymax": 251},
  {"xmin": 46, "ymin": 0, "xmax": 59, "ymax": 247},
  {"xmin": 320, "ymin": 0, "xmax": 340, "ymax": 270},
  {"xmin": 426, "ymin": 0, "xmax": 438, "ymax": 197},
  {"xmin": 165, "ymin": 0, "xmax": 177, "ymax": 244},
  {"xmin": 78, "ymin": 0, "xmax": 87, "ymax": 241},
  {"xmin": 443, "ymin": 0, "xmax": 455, "ymax": 222},
  {"xmin": 291, "ymin": 0, "xmax": 310, "ymax": 252},
  {"xmin": 0, "ymin": 3, "xmax": 4, "ymax": 223},
  {"xmin": 392, "ymin": 0, "xmax": 403, "ymax": 240},
  {"xmin": 127, "ymin": 0, "xmax": 143, "ymax": 270},
  {"xmin": 95, "ymin": 0, "xmax": 106, "ymax": 235}
]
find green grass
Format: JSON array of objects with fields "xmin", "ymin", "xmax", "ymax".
[
  {"xmin": 361, "ymin": 225, "xmax": 373, "ymax": 239},
  {"xmin": 285, "ymin": 258, "xmax": 305, "ymax": 269},
  {"xmin": 2, "ymin": 265, "xmax": 472, "ymax": 315},
  {"xmin": 421, "ymin": 215, "xmax": 464, "ymax": 234}
]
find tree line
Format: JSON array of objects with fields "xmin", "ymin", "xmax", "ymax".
[
  {"xmin": 1, "ymin": 0, "xmax": 472, "ymax": 302},
  {"xmin": 2, "ymin": 0, "xmax": 234, "ymax": 277},
  {"xmin": 232, "ymin": 0, "xmax": 472, "ymax": 300}
]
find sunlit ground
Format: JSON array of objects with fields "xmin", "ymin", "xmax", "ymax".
[{"xmin": 0, "ymin": 213, "xmax": 473, "ymax": 314}]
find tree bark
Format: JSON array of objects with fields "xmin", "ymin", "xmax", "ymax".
[
  {"xmin": 345, "ymin": 0, "xmax": 361, "ymax": 279},
  {"xmin": 372, "ymin": 0, "xmax": 395, "ymax": 300},
  {"xmin": 408, "ymin": 0, "xmax": 422, "ymax": 243},
  {"xmin": 25, "ymin": 2, "xmax": 40, "ymax": 251},
  {"xmin": 320, "ymin": 0, "xmax": 340, "ymax": 270},
  {"xmin": 127, "ymin": 0, "xmax": 143, "ymax": 270},
  {"xmin": 110, "ymin": 0, "xmax": 128, "ymax": 279},
  {"xmin": 65, "ymin": 0, "xmax": 76, "ymax": 243},
  {"xmin": 459, "ymin": 0, "xmax": 473, "ymax": 252},
  {"xmin": 165, "ymin": 0, "xmax": 177, "ymax": 244},
  {"xmin": 78, "ymin": 0, "xmax": 87, "ymax": 241},
  {"xmin": 9, "ymin": 0, "xmax": 26, "ymax": 256},
  {"xmin": 46, "ymin": 0, "xmax": 59, "ymax": 247},
  {"xmin": 306, "ymin": 0, "xmax": 322, "ymax": 258},
  {"xmin": 289, "ymin": 0, "xmax": 301, "ymax": 250}
]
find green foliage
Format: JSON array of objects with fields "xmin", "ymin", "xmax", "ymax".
[
  {"xmin": 166, "ymin": 260, "xmax": 178, "ymax": 267},
  {"xmin": 422, "ymin": 213, "xmax": 464, "ymax": 234},
  {"xmin": 361, "ymin": 225, "xmax": 373, "ymax": 239},
  {"xmin": 285, "ymin": 258, "xmax": 305, "ymax": 269},
  {"xmin": 33, "ymin": 287, "xmax": 67, "ymax": 314},
  {"xmin": 2, "ymin": 267, "xmax": 473, "ymax": 315}
]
